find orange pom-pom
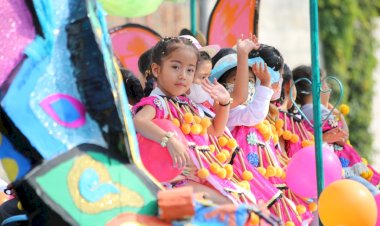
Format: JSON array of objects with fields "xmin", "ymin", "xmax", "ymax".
[
  {"xmin": 221, "ymin": 149, "xmax": 231, "ymax": 159},
  {"xmin": 190, "ymin": 124, "xmax": 202, "ymax": 135},
  {"xmin": 282, "ymin": 130, "xmax": 292, "ymax": 140},
  {"xmin": 308, "ymin": 202, "xmax": 318, "ymax": 212},
  {"xmin": 361, "ymin": 158, "xmax": 368, "ymax": 165},
  {"xmin": 290, "ymin": 134, "xmax": 300, "ymax": 143},
  {"xmin": 285, "ymin": 221, "xmax": 295, "ymax": 226},
  {"xmin": 277, "ymin": 128, "xmax": 284, "ymax": 136},
  {"xmin": 259, "ymin": 125, "xmax": 269, "ymax": 136},
  {"xmin": 172, "ymin": 118, "xmax": 180, "ymax": 127},
  {"xmin": 197, "ymin": 168, "xmax": 210, "ymax": 179},
  {"xmin": 250, "ymin": 213, "xmax": 259, "ymax": 225},
  {"xmin": 301, "ymin": 140, "xmax": 312, "ymax": 148},
  {"xmin": 217, "ymin": 168, "xmax": 227, "ymax": 179},
  {"xmin": 210, "ymin": 163, "xmax": 220, "ymax": 174},
  {"xmin": 181, "ymin": 123, "xmax": 191, "ymax": 135},
  {"xmin": 184, "ymin": 112, "xmax": 194, "ymax": 124},
  {"xmin": 218, "ymin": 136, "xmax": 228, "ymax": 147},
  {"xmin": 194, "ymin": 115, "xmax": 202, "ymax": 124},
  {"xmin": 209, "ymin": 144, "xmax": 216, "ymax": 153},
  {"xmin": 226, "ymin": 138, "xmax": 237, "ymax": 149},
  {"xmin": 255, "ymin": 122, "xmax": 264, "ymax": 130},
  {"xmin": 216, "ymin": 152, "xmax": 227, "ymax": 163},
  {"xmin": 281, "ymin": 171, "xmax": 286, "ymax": 180},
  {"xmin": 296, "ymin": 205, "xmax": 307, "ymax": 214},
  {"xmin": 242, "ymin": 170, "xmax": 254, "ymax": 181},
  {"xmin": 266, "ymin": 166, "xmax": 276, "ymax": 177},
  {"xmin": 275, "ymin": 119, "xmax": 284, "ymax": 129},
  {"xmin": 257, "ymin": 167, "xmax": 266, "ymax": 176},
  {"xmin": 262, "ymin": 132, "xmax": 271, "ymax": 141},
  {"xmin": 200, "ymin": 117, "xmax": 212, "ymax": 128},
  {"xmin": 368, "ymin": 169, "xmax": 374, "ymax": 180},
  {"xmin": 263, "ymin": 120, "xmax": 270, "ymax": 126},
  {"xmin": 271, "ymin": 124, "xmax": 277, "ymax": 133}
]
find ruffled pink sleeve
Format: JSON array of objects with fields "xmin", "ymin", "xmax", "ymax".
[{"xmin": 132, "ymin": 96, "xmax": 165, "ymax": 119}]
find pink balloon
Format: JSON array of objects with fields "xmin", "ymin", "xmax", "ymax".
[
  {"xmin": 375, "ymin": 194, "xmax": 380, "ymax": 226},
  {"xmin": 286, "ymin": 145, "xmax": 342, "ymax": 198},
  {"xmin": 138, "ymin": 119, "xmax": 187, "ymax": 182}
]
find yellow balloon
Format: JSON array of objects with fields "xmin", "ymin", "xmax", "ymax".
[{"xmin": 318, "ymin": 179, "xmax": 377, "ymax": 226}]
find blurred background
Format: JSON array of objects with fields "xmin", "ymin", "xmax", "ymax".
[{"xmin": 105, "ymin": 0, "xmax": 380, "ymax": 167}]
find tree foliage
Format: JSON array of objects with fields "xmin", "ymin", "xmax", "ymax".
[{"xmin": 319, "ymin": 0, "xmax": 380, "ymax": 160}]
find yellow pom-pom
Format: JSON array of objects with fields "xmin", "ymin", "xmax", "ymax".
[
  {"xmin": 275, "ymin": 167, "xmax": 283, "ymax": 177},
  {"xmin": 275, "ymin": 119, "xmax": 284, "ymax": 129},
  {"xmin": 218, "ymin": 136, "xmax": 228, "ymax": 147},
  {"xmin": 296, "ymin": 205, "xmax": 307, "ymax": 214},
  {"xmin": 172, "ymin": 118, "xmax": 180, "ymax": 127},
  {"xmin": 361, "ymin": 171, "xmax": 369, "ymax": 179},
  {"xmin": 224, "ymin": 164, "xmax": 233, "ymax": 173},
  {"xmin": 266, "ymin": 166, "xmax": 276, "ymax": 177},
  {"xmin": 339, "ymin": 104, "xmax": 350, "ymax": 116},
  {"xmin": 290, "ymin": 134, "xmax": 300, "ymax": 143},
  {"xmin": 301, "ymin": 140, "xmax": 313, "ymax": 148},
  {"xmin": 308, "ymin": 202, "xmax": 318, "ymax": 212},
  {"xmin": 227, "ymin": 138, "xmax": 238, "ymax": 149},
  {"xmin": 257, "ymin": 167, "xmax": 266, "ymax": 176},
  {"xmin": 221, "ymin": 149, "xmax": 231, "ymax": 159},
  {"xmin": 194, "ymin": 115, "xmax": 202, "ymax": 124},
  {"xmin": 242, "ymin": 170, "xmax": 254, "ymax": 181},
  {"xmin": 184, "ymin": 112, "xmax": 194, "ymax": 124},
  {"xmin": 190, "ymin": 124, "xmax": 202, "ymax": 135},
  {"xmin": 263, "ymin": 120, "xmax": 270, "ymax": 126},
  {"xmin": 255, "ymin": 122, "xmax": 264, "ymax": 130},
  {"xmin": 210, "ymin": 163, "xmax": 220, "ymax": 174},
  {"xmin": 250, "ymin": 213, "xmax": 259, "ymax": 225},
  {"xmin": 368, "ymin": 169, "xmax": 374, "ymax": 180},
  {"xmin": 259, "ymin": 125, "xmax": 269, "ymax": 136},
  {"xmin": 239, "ymin": 180, "xmax": 250, "ymax": 190},
  {"xmin": 197, "ymin": 168, "xmax": 210, "ymax": 179},
  {"xmin": 285, "ymin": 221, "xmax": 295, "ymax": 226},
  {"xmin": 217, "ymin": 168, "xmax": 227, "ymax": 179},
  {"xmin": 17, "ymin": 201, "xmax": 23, "ymax": 211},
  {"xmin": 262, "ymin": 131, "xmax": 271, "ymax": 141},
  {"xmin": 181, "ymin": 123, "xmax": 191, "ymax": 135},
  {"xmin": 216, "ymin": 152, "xmax": 227, "ymax": 163},
  {"xmin": 200, "ymin": 117, "xmax": 212, "ymax": 128},
  {"xmin": 282, "ymin": 130, "xmax": 292, "ymax": 140},
  {"xmin": 273, "ymin": 135, "xmax": 279, "ymax": 144},
  {"xmin": 361, "ymin": 158, "xmax": 368, "ymax": 165},
  {"xmin": 200, "ymin": 127, "xmax": 208, "ymax": 135},
  {"xmin": 209, "ymin": 144, "xmax": 216, "ymax": 153}
]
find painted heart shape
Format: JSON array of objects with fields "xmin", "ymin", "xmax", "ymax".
[
  {"xmin": 68, "ymin": 155, "xmax": 144, "ymax": 214},
  {"xmin": 290, "ymin": 76, "xmax": 343, "ymax": 128}
]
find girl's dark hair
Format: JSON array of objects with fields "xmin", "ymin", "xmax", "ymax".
[
  {"xmin": 199, "ymin": 51, "xmax": 211, "ymax": 62},
  {"xmin": 292, "ymin": 65, "xmax": 312, "ymax": 106},
  {"xmin": 143, "ymin": 37, "xmax": 199, "ymax": 97},
  {"xmin": 120, "ymin": 68, "xmax": 144, "ymax": 105},
  {"xmin": 249, "ymin": 44, "xmax": 284, "ymax": 71},
  {"xmin": 138, "ymin": 48, "xmax": 153, "ymax": 77},
  {"xmin": 211, "ymin": 48, "xmax": 236, "ymax": 67},
  {"xmin": 279, "ymin": 64, "xmax": 292, "ymax": 103}
]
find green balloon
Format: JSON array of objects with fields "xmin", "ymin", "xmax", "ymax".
[{"xmin": 98, "ymin": 0, "xmax": 164, "ymax": 18}]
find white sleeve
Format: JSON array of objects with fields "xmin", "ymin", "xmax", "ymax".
[{"xmin": 227, "ymin": 86, "xmax": 273, "ymax": 129}]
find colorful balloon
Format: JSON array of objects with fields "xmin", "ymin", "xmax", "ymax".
[
  {"xmin": 98, "ymin": 0, "xmax": 164, "ymax": 18},
  {"xmin": 318, "ymin": 179, "xmax": 377, "ymax": 226},
  {"xmin": 285, "ymin": 145, "xmax": 342, "ymax": 198},
  {"xmin": 138, "ymin": 119, "xmax": 187, "ymax": 182}
]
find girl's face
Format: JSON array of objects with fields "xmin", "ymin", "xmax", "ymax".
[
  {"xmin": 194, "ymin": 60, "xmax": 212, "ymax": 84},
  {"xmin": 151, "ymin": 46, "xmax": 198, "ymax": 97}
]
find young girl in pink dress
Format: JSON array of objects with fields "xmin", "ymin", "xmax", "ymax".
[
  {"xmin": 210, "ymin": 45, "xmax": 311, "ymax": 225},
  {"xmin": 293, "ymin": 65, "xmax": 380, "ymax": 195},
  {"xmin": 186, "ymin": 37, "xmax": 282, "ymax": 209},
  {"xmin": 133, "ymin": 37, "xmax": 261, "ymax": 207}
]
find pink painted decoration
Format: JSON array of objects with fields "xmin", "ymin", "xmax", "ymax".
[{"xmin": 0, "ymin": 0, "xmax": 36, "ymax": 87}]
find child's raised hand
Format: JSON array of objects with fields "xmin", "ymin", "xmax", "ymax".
[
  {"xmin": 167, "ymin": 136, "xmax": 190, "ymax": 169},
  {"xmin": 237, "ymin": 36, "xmax": 259, "ymax": 55},
  {"xmin": 252, "ymin": 62, "xmax": 271, "ymax": 87},
  {"xmin": 201, "ymin": 78, "xmax": 231, "ymax": 105}
]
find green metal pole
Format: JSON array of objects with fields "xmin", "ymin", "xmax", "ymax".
[
  {"xmin": 190, "ymin": 0, "xmax": 196, "ymax": 35},
  {"xmin": 310, "ymin": 0, "xmax": 324, "ymax": 198}
]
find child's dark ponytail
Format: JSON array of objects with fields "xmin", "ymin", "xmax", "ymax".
[
  {"xmin": 144, "ymin": 71, "xmax": 155, "ymax": 97},
  {"xmin": 120, "ymin": 68, "xmax": 144, "ymax": 105}
]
